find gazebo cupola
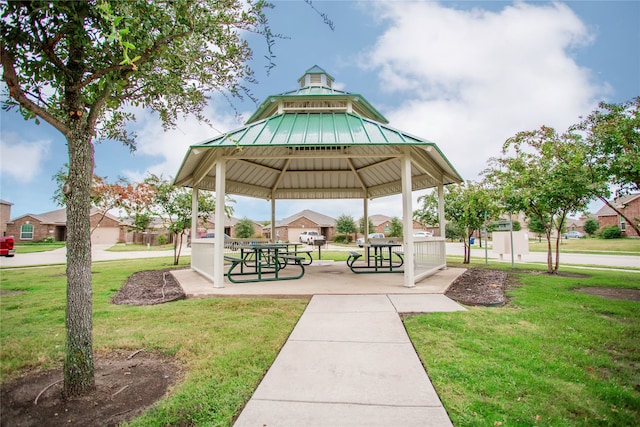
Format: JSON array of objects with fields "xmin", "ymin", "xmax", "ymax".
[
  {"xmin": 298, "ymin": 65, "xmax": 334, "ymax": 88},
  {"xmin": 245, "ymin": 65, "xmax": 388, "ymax": 124}
]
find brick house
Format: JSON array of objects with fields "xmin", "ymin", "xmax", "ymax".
[
  {"xmin": 1, "ymin": 199, "xmax": 12, "ymax": 236},
  {"xmin": 564, "ymin": 216, "xmax": 587, "ymax": 234},
  {"xmin": 594, "ymin": 193, "xmax": 640, "ymax": 237},
  {"xmin": 6, "ymin": 208, "xmax": 127, "ymax": 244},
  {"xmin": 267, "ymin": 210, "xmax": 336, "ymax": 242},
  {"xmin": 368, "ymin": 214, "xmax": 435, "ymax": 237}
]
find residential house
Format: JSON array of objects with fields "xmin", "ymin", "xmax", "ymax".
[
  {"xmin": 565, "ymin": 216, "xmax": 588, "ymax": 234},
  {"xmin": 1, "ymin": 200, "xmax": 12, "ymax": 236},
  {"xmin": 267, "ymin": 210, "xmax": 336, "ymax": 242},
  {"xmin": 595, "ymin": 194, "xmax": 640, "ymax": 237},
  {"xmin": 201, "ymin": 216, "xmax": 264, "ymax": 238},
  {"xmin": 368, "ymin": 214, "xmax": 435, "ymax": 237},
  {"xmin": 6, "ymin": 208, "xmax": 127, "ymax": 244}
]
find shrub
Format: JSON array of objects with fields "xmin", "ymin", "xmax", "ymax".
[
  {"xmin": 332, "ymin": 234, "xmax": 352, "ymax": 243},
  {"xmin": 156, "ymin": 234, "xmax": 168, "ymax": 245},
  {"xmin": 583, "ymin": 218, "xmax": 599, "ymax": 236},
  {"xmin": 600, "ymin": 225, "xmax": 622, "ymax": 239}
]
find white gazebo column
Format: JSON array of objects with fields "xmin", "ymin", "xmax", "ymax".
[
  {"xmin": 213, "ymin": 160, "xmax": 226, "ymax": 288},
  {"xmin": 438, "ymin": 183, "xmax": 446, "ymax": 238},
  {"xmin": 271, "ymin": 197, "xmax": 276, "ymax": 242},
  {"xmin": 401, "ymin": 153, "xmax": 415, "ymax": 288},
  {"xmin": 363, "ymin": 195, "xmax": 369, "ymax": 237},
  {"xmin": 191, "ymin": 186, "xmax": 199, "ymax": 243}
]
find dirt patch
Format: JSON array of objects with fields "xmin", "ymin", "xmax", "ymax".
[
  {"xmin": 112, "ymin": 268, "xmax": 186, "ymax": 305},
  {"xmin": 1, "ymin": 269, "xmax": 188, "ymax": 427},
  {"xmin": 0, "ymin": 350, "xmax": 180, "ymax": 427},
  {"xmin": 445, "ymin": 268, "xmax": 509, "ymax": 306},
  {"xmin": 576, "ymin": 287, "xmax": 640, "ymax": 301}
]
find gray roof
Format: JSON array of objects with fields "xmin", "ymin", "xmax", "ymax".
[
  {"xmin": 594, "ymin": 193, "xmax": 640, "ymax": 216},
  {"xmin": 276, "ymin": 209, "xmax": 336, "ymax": 227}
]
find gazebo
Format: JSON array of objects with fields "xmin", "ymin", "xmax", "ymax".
[{"xmin": 174, "ymin": 66, "xmax": 462, "ymax": 288}]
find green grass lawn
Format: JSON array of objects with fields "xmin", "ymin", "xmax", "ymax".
[
  {"xmin": 527, "ymin": 237, "xmax": 640, "ymax": 254},
  {"xmin": 2, "ymin": 256, "xmax": 639, "ymax": 425},
  {"xmin": 0, "ymin": 257, "xmax": 308, "ymax": 426},
  {"xmin": 405, "ymin": 262, "xmax": 640, "ymax": 426},
  {"xmin": 13, "ymin": 241, "xmax": 66, "ymax": 253}
]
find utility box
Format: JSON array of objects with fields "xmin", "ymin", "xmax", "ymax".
[{"xmin": 493, "ymin": 231, "xmax": 529, "ymax": 261}]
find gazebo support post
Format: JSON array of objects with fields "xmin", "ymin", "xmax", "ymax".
[
  {"xmin": 363, "ymin": 196, "xmax": 369, "ymax": 240},
  {"xmin": 213, "ymin": 160, "xmax": 226, "ymax": 288},
  {"xmin": 438, "ymin": 183, "xmax": 445, "ymax": 238},
  {"xmin": 191, "ymin": 186, "xmax": 199, "ymax": 245},
  {"xmin": 271, "ymin": 197, "xmax": 276, "ymax": 242},
  {"xmin": 401, "ymin": 154, "xmax": 416, "ymax": 288}
]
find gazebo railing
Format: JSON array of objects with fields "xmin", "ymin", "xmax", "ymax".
[
  {"xmin": 413, "ymin": 237, "xmax": 447, "ymax": 281},
  {"xmin": 190, "ymin": 238, "xmax": 270, "ymax": 281},
  {"xmin": 190, "ymin": 236, "xmax": 446, "ymax": 285}
]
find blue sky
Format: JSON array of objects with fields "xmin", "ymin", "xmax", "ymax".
[{"xmin": 1, "ymin": 0, "xmax": 639, "ymax": 221}]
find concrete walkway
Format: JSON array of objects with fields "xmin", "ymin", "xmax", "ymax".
[{"xmin": 234, "ymin": 294, "xmax": 465, "ymax": 427}]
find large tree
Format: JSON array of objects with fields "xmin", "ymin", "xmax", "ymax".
[
  {"xmin": 574, "ymin": 98, "xmax": 640, "ymax": 236},
  {"xmin": 1, "ymin": 0, "xmax": 270, "ymax": 396},
  {"xmin": 485, "ymin": 126, "xmax": 599, "ymax": 273},
  {"xmin": 415, "ymin": 182, "xmax": 501, "ymax": 264}
]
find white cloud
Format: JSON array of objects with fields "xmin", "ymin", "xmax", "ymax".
[
  {"xmin": 0, "ymin": 132, "xmax": 51, "ymax": 183},
  {"xmin": 364, "ymin": 1, "xmax": 609, "ymax": 181},
  {"xmin": 121, "ymin": 103, "xmax": 246, "ymax": 182}
]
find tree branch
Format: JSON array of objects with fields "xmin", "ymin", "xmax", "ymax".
[
  {"xmin": 72, "ymin": 32, "xmax": 190, "ymax": 92},
  {"xmin": 1, "ymin": 45, "xmax": 70, "ymax": 137}
]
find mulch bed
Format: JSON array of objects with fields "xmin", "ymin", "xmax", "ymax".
[
  {"xmin": 111, "ymin": 268, "xmax": 186, "ymax": 305},
  {"xmin": 445, "ymin": 268, "xmax": 509, "ymax": 306}
]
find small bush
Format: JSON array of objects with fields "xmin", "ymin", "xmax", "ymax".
[
  {"xmin": 333, "ymin": 234, "xmax": 352, "ymax": 243},
  {"xmin": 600, "ymin": 226, "xmax": 622, "ymax": 239},
  {"xmin": 156, "ymin": 234, "xmax": 168, "ymax": 245}
]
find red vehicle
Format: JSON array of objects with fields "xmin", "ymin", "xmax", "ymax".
[{"xmin": 1, "ymin": 236, "xmax": 16, "ymax": 257}]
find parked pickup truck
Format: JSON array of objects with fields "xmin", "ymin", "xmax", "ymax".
[
  {"xmin": 298, "ymin": 231, "xmax": 325, "ymax": 244},
  {"xmin": 0, "ymin": 236, "xmax": 16, "ymax": 257}
]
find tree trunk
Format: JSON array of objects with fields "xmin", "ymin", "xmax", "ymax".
[
  {"xmin": 63, "ymin": 129, "xmax": 95, "ymax": 397},
  {"xmin": 545, "ymin": 231, "xmax": 553, "ymax": 273},
  {"xmin": 462, "ymin": 237, "xmax": 471, "ymax": 264}
]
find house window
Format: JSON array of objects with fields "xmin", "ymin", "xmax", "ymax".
[
  {"xmin": 21, "ymin": 223, "xmax": 34, "ymax": 240},
  {"xmin": 620, "ymin": 217, "xmax": 626, "ymax": 231}
]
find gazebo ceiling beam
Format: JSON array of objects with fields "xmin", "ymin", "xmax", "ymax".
[
  {"xmin": 273, "ymin": 188, "xmax": 367, "ymax": 199},
  {"xmin": 234, "ymin": 158, "xmax": 282, "ymax": 174},
  {"xmin": 346, "ymin": 158, "xmax": 367, "ymax": 190},
  {"xmin": 189, "ymin": 150, "xmax": 220, "ymax": 187},
  {"xmin": 355, "ymin": 157, "xmax": 397, "ymax": 173},
  {"xmin": 222, "ymin": 151, "xmax": 404, "ymax": 161},
  {"xmin": 271, "ymin": 158, "xmax": 292, "ymax": 193},
  {"xmin": 408, "ymin": 147, "xmax": 445, "ymax": 182}
]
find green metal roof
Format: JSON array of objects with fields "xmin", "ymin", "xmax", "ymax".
[
  {"xmin": 195, "ymin": 112, "xmax": 427, "ymax": 148},
  {"xmin": 173, "ymin": 66, "xmax": 463, "ymax": 200}
]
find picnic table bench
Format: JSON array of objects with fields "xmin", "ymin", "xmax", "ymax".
[
  {"xmin": 346, "ymin": 242, "xmax": 404, "ymax": 274},
  {"xmin": 224, "ymin": 244, "xmax": 305, "ymax": 283}
]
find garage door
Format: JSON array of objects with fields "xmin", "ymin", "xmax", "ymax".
[
  {"xmin": 289, "ymin": 228, "xmax": 306, "ymax": 242},
  {"xmin": 91, "ymin": 227, "xmax": 120, "ymax": 245}
]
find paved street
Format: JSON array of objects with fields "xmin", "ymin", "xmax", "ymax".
[
  {"xmin": 444, "ymin": 242, "xmax": 639, "ymax": 270},
  {"xmin": 1, "ymin": 242, "xmax": 637, "ymax": 270}
]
